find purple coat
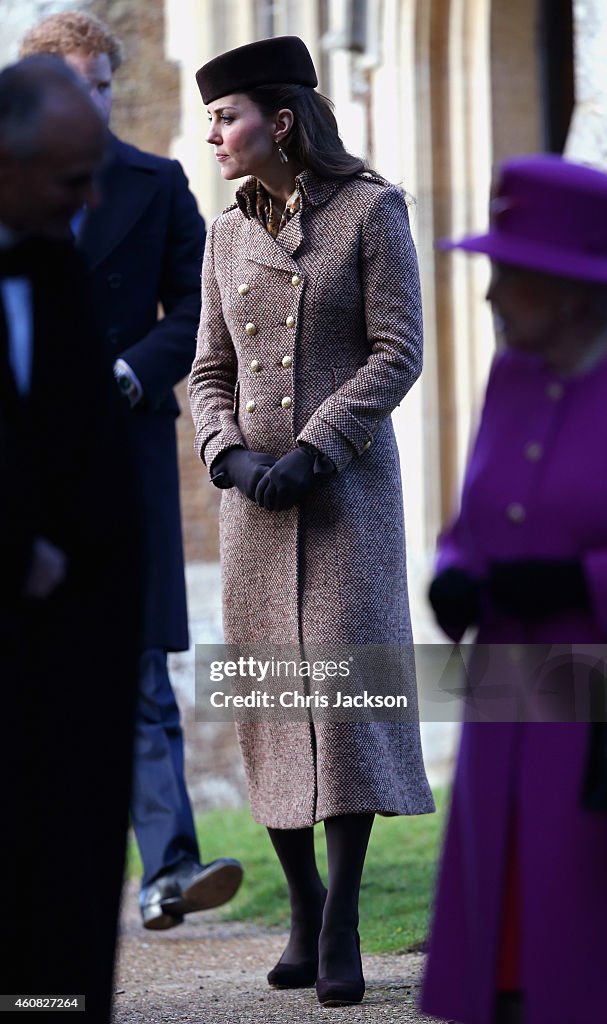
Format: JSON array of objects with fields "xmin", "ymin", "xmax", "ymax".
[{"xmin": 421, "ymin": 347, "xmax": 607, "ymax": 1024}]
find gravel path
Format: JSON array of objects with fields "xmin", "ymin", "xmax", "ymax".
[{"xmin": 112, "ymin": 881, "xmax": 447, "ymax": 1024}]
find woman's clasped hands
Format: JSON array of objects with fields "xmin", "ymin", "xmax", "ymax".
[{"xmin": 211, "ymin": 445, "xmax": 316, "ymax": 511}]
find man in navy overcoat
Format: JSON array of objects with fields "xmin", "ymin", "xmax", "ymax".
[{"xmin": 20, "ymin": 11, "xmax": 243, "ymax": 928}]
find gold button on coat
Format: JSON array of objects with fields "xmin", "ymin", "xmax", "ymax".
[
  {"xmin": 506, "ymin": 502, "xmax": 526, "ymax": 523},
  {"xmin": 362, "ymin": 440, "xmax": 371, "ymax": 452},
  {"xmin": 524, "ymin": 442, "xmax": 543, "ymax": 461},
  {"xmin": 245, "ymin": 399, "xmax": 256, "ymax": 413},
  {"xmin": 245, "ymin": 322, "xmax": 258, "ymax": 336},
  {"xmin": 281, "ymin": 396, "xmax": 292, "ymax": 410},
  {"xmin": 281, "ymin": 355, "xmax": 293, "ymax": 369},
  {"xmin": 238, "ymin": 283, "xmax": 250, "ymax": 295},
  {"xmin": 546, "ymin": 381, "xmax": 563, "ymax": 401},
  {"xmin": 250, "ymin": 359, "xmax": 261, "ymax": 372},
  {"xmin": 286, "ymin": 315, "xmax": 296, "ymax": 328},
  {"xmin": 291, "ymin": 274, "xmax": 302, "ymax": 286}
]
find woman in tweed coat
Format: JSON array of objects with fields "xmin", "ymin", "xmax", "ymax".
[{"xmin": 189, "ymin": 36, "xmax": 434, "ymax": 1006}]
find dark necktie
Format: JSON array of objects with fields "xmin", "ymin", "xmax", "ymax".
[{"xmin": 0, "ymin": 239, "xmax": 39, "ymax": 279}]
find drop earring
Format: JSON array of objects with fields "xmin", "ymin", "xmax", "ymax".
[{"xmin": 276, "ymin": 141, "xmax": 289, "ymax": 164}]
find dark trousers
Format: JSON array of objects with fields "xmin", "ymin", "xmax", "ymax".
[
  {"xmin": 130, "ymin": 648, "xmax": 199, "ymax": 885},
  {"xmin": 0, "ymin": 592, "xmax": 138, "ymax": 1022}
]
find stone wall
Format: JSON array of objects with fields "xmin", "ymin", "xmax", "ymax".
[
  {"xmin": 566, "ymin": 0, "xmax": 607, "ymax": 168},
  {"xmin": 88, "ymin": 0, "xmax": 178, "ymax": 155}
]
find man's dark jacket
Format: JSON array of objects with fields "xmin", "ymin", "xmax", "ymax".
[
  {"xmin": 0, "ymin": 237, "xmax": 141, "ymax": 1016},
  {"xmin": 78, "ymin": 134, "xmax": 206, "ymax": 651}
]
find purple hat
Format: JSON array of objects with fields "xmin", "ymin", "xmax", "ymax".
[{"xmin": 441, "ymin": 154, "xmax": 607, "ymax": 283}]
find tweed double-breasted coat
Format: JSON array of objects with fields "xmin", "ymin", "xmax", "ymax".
[{"xmin": 189, "ymin": 170, "xmax": 434, "ymax": 827}]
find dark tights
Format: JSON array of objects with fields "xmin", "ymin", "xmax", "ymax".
[
  {"xmin": 267, "ymin": 824, "xmax": 326, "ymax": 964},
  {"xmin": 268, "ymin": 813, "xmax": 374, "ymax": 979}
]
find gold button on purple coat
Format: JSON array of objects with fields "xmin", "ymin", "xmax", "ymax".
[
  {"xmin": 281, "ymin": 396, "xmax": 292, "ymax": 410},
  {"xmin": 245, "ymin": 322, "xmax": 258, "ymax": 336},
  {"xmin": 245, "ymin": 399, "xmax": 256, "ymax": 413},
  {"xmin": 546, "ymin": 381, "xmax": 563, "ymax": 401},
  {"xmin": 281, "ymin": 355, "xmax": 293, "ymax": 369},
  {"xmin": 238, "ymin": 283, "xmax": 250, "ymax": 295},
  {"xmin": 286, "ymin": 315, "xmax": 296, "ymax": 328},
  {"xmin": 506, "ymin": 502, "xmax": 526, "ymax": 523},
  {"xmin": 525, "ymin": 442, "xmax": 543, "ymax": 461}
]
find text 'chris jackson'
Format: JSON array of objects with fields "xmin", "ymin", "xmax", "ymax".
[{"xmin": 209, "ymin": 690, "xmax": 408, "ymax": 709}]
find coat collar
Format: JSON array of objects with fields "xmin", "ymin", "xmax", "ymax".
[
  {"xmin": 235, "ymin": 169, "xmax": 340, "ymax": 220},
  {"xmin": 77, "ymin": 133, "xmax": 161, "ymax": 269},
  {"xmin": 233, "ymin": 171, "xmax": 340, "ymax": 267}
]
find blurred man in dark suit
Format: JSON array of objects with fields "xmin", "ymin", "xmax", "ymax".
[
  {"xmin": 0, "ymin": 55, "xmax": 141, "ymax": 1022},
  {"xmin": 20, "ymin": 12, "xmax": 243, "ymax": 930}
]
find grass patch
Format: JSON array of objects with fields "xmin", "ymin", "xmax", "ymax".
[{"xmin": 126, "ymin": 787, "xmax": 448, "ymax": 954}]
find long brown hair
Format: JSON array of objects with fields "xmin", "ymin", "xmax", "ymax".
[{"xmin": 245, "ymin": 84, "xmax": 368, "ymax": 179}]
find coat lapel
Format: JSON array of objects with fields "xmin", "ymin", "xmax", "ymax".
[
  {"xmin": 77, "ymin": 136, "xmax": 160, "ymax": 269},
  {"xmin": 275, "ymin": 211, "xmax": 304, "ymax": 257},
  {"xmin": 245, "ymin": 218, "xmax": 301, "ymax": 273},
  {"xmin": 237, "ymin": 170, "xmax": 341, "ymax": 271}
]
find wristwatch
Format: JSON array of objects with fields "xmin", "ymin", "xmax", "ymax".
[{"xmin": 113, "ymin": 359, "xmax": 143, "ymax": 408}]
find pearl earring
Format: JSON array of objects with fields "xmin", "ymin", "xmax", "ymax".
[{"xmin": 276, "ymin": 142, "xmax": 289, "ymax": 164}]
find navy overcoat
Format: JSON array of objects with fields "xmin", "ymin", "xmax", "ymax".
[{"xmin": 79, "ymin": 134, "xmax": 206, "ymax": 651}]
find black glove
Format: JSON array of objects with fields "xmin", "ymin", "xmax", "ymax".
[
  {"xmin": 254, "ymin": 447, "xmax": 316, "ymax": 512},
  {"xmin": 210, "ymin": 447, "xmax": 277, "ymax": 500},
  {"xmin": 428, "ymin": 567, "xmax": 481, "ymax": 639},
  {"xmin": 488, "ymin": 558, "xmax": 589, "ymax": 620}
]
